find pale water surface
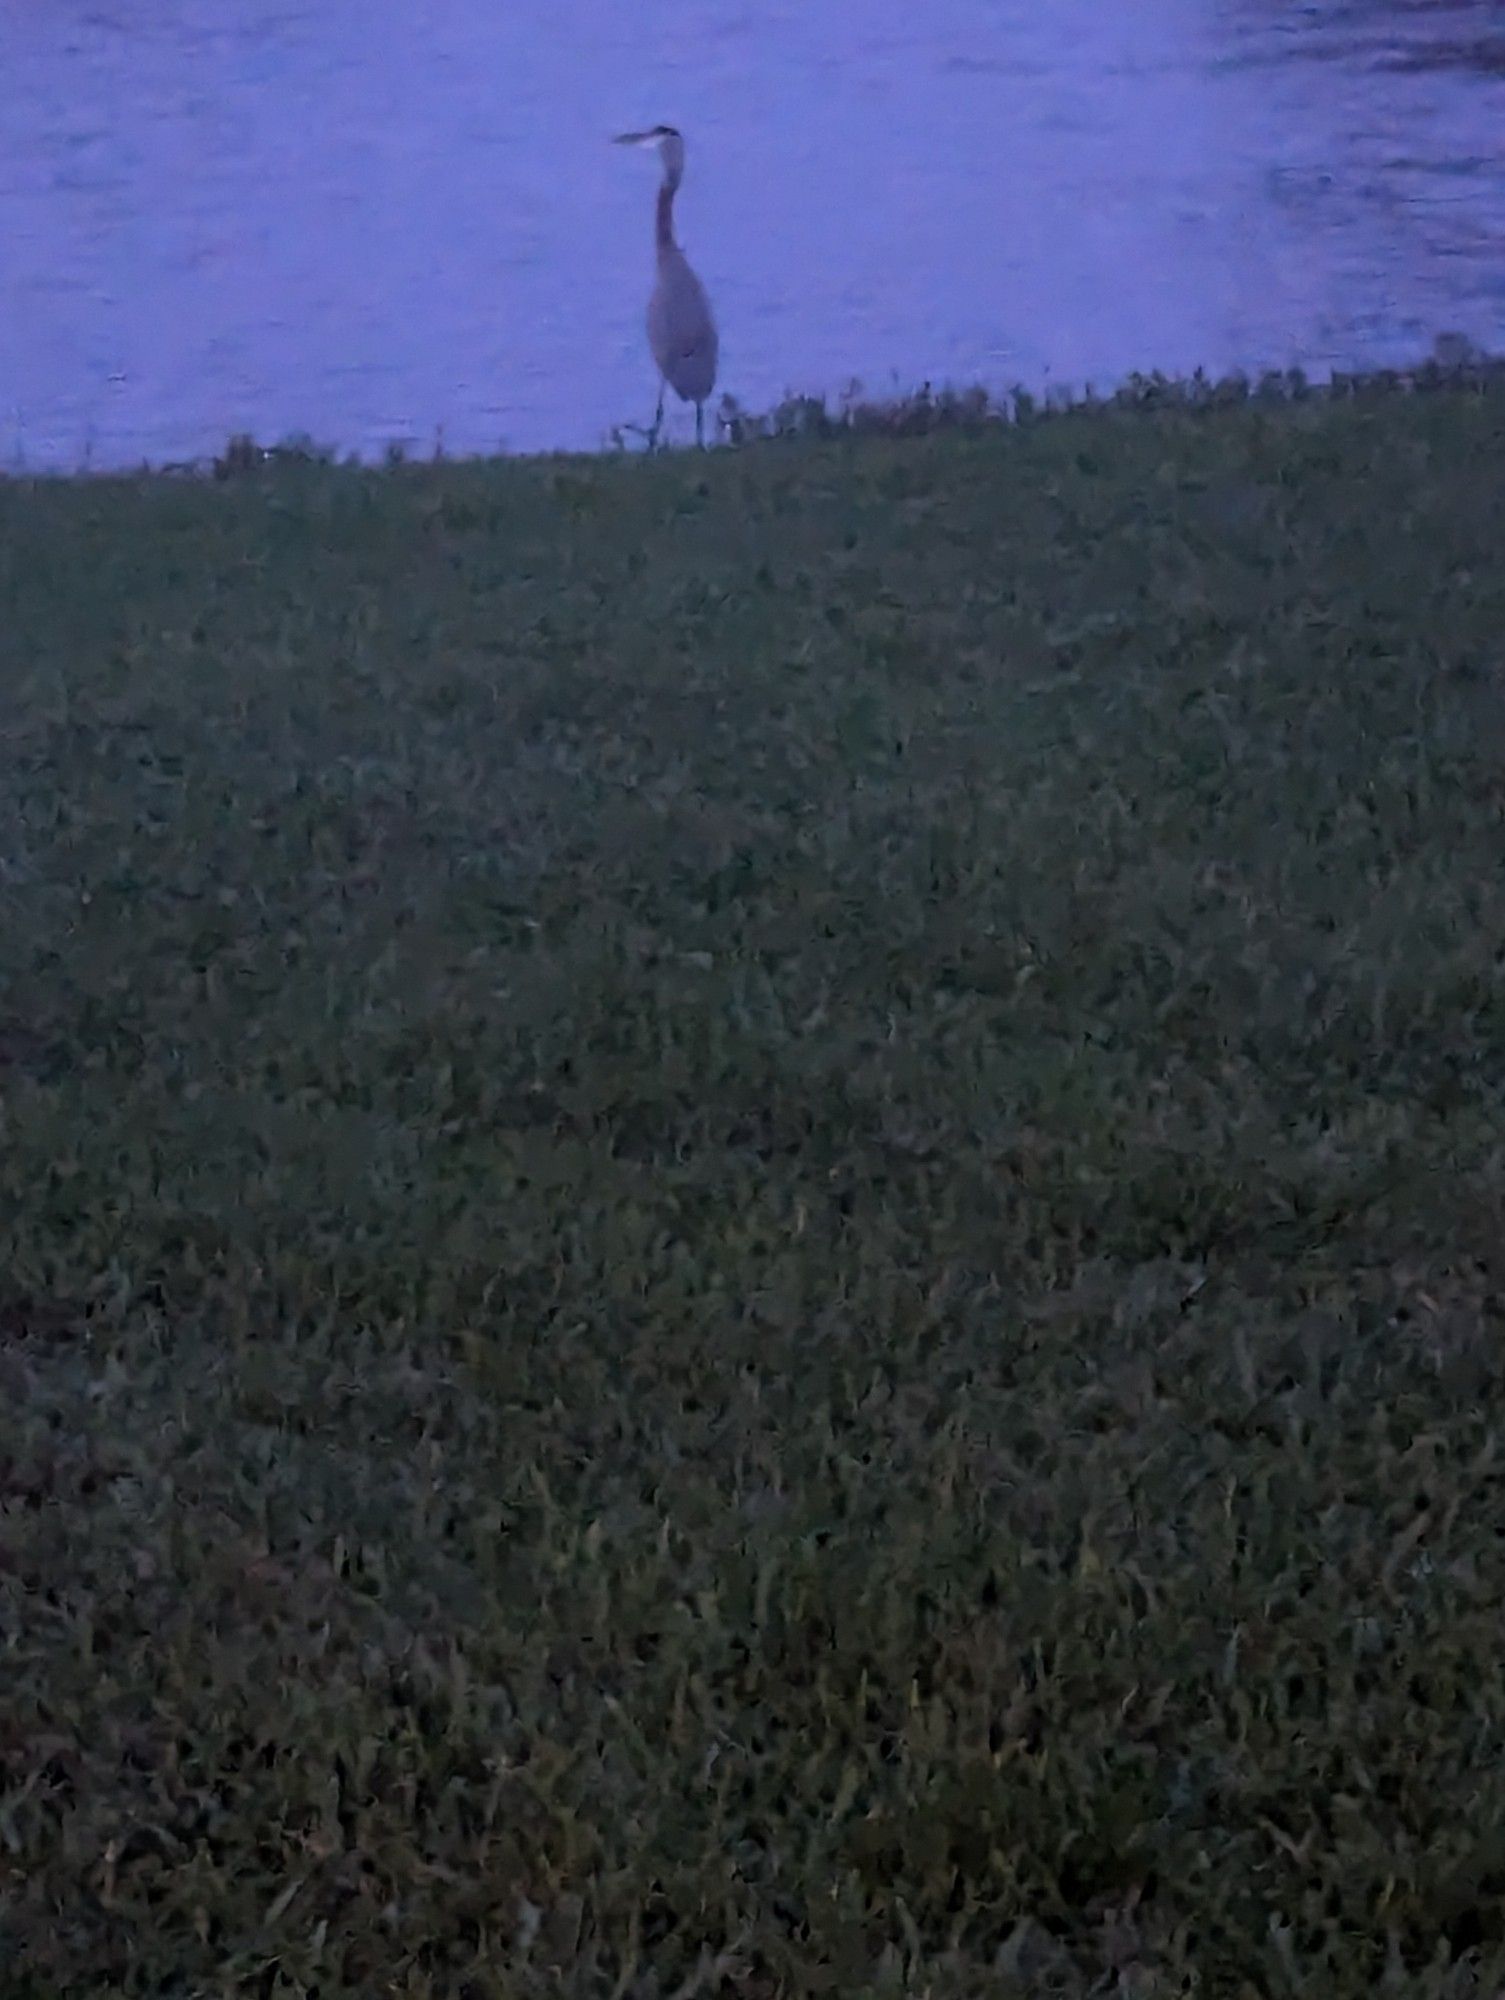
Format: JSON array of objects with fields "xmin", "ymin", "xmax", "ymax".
[{"xmin": 3, "ymin": 0, "xmax": 1503, "ymax": 467}]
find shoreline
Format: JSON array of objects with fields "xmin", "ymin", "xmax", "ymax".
[{"xmin": 6, "ymin": 336, "xmax": 1502, "ymax": 484}]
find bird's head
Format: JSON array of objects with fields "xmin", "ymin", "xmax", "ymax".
[{"xmin": 613, "ymin": 124, "xmax": 685, "ymax": 188}]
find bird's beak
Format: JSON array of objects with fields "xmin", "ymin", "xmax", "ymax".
[{"xmin": 612, "ymin": 130, "xmax": 659, "ymax": 147}]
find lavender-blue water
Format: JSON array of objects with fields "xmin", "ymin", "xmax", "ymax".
[{"xmin": 4, "ymin": 0, "xmax": 1503, "ymax": 467}]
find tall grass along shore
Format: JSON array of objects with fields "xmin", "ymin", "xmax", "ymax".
[{"xmin": 4, "ymin": 366, "xmax": 1505, "ymax": 1995}]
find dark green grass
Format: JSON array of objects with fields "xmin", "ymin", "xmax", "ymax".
[{"xmin": 3, "ymin": 377, "xmax": 1505, "ymax": 1996}]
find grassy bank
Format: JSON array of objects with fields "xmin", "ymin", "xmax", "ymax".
[{"xmin": 3, "ymin": 374, "xmax": 1505, "ymax": 1996}]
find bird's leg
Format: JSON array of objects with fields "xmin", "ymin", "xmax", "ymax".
[
  {"xmin": 695, "ymin": 401, "xmax": 704, "ymax": 449},
  {"xmin": 618, "ymin": 381, "xmax": 670, "ymax": 453}
]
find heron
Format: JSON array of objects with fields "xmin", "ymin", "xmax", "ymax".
[{"xmin": 613, "ymin": 125, "xmax": 718, "ymax": 448}]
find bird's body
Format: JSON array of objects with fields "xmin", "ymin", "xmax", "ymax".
[{"xmin": 615, "ymin": 125, "xmax": 718, "ymax": 446}]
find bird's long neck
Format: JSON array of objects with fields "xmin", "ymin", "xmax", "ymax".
[{"xmin": 655, "ymin": 171, "xmax": 680, "ymax": 257}]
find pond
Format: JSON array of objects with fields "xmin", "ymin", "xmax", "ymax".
[{"xmin": 4, "ymin": 0, "xmax": 1503, "ymax": 467}]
